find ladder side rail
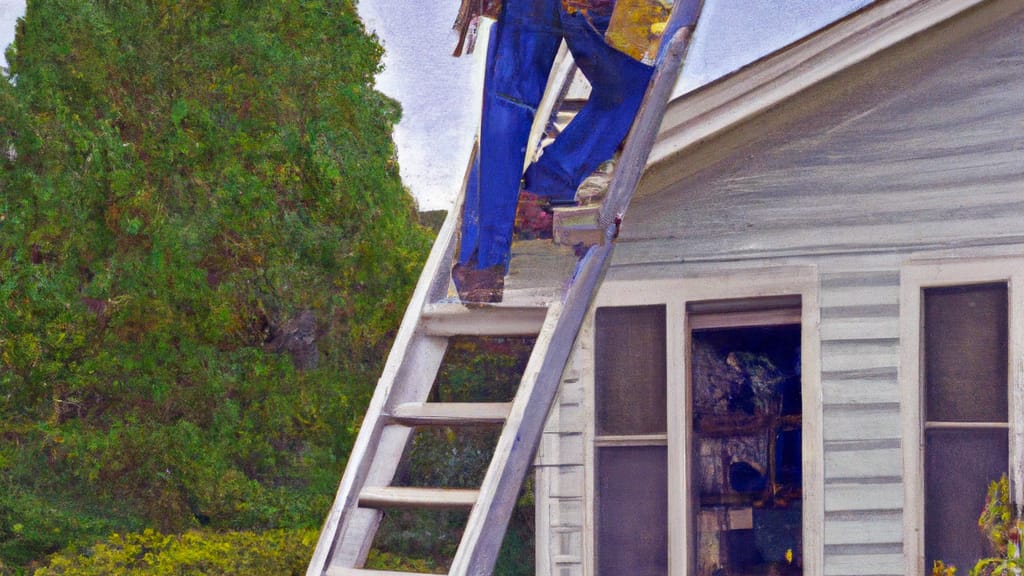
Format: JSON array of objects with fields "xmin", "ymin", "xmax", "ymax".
[
  {"xmin": 306, "ymin": 148, "xmax": 474, "ymax": 575},
  {"xmin": 598, "ymin": 12, "xmax": 698, "ymax": 230},
  {"xmin": 452, "ymin": 244, "xmax": 608, "ymax": 574},
  {"xmin": 524, "ymin": 41, "xmax": 574, "ymax": 172},
  {"xmin": 425, "ymin": 141, "xmax": 475, "ymax": 304},
  {"xmin": 455, "ymin": 18, "xmax": 701, "ymax": 576},
  {"xmin": 598, "ymin": 3, "xmax": 700, "ymax": 228}
]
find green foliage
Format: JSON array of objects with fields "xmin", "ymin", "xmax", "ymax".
[
  {"xmin": 0, "ymin": 485, "xmax": 141, "ymax": 570},
  {"xmin": 0, "ymin": 0, "xmax": 432, "ymax": 570},
  {"xmin": 970, "ymin": 474, "xmax": 1024, "ymax": 576},
  {"xmin": 933, "ymin": 475, "xmax": 1024, "ymax": 576},
  {"xmin": 369, "ymin": 338, "xmax": 535, "ymax": 573},
  {"xmin": 33, "ymin": 528, "xmax": 317, "ymax": 575},
  {"xmin": 364, "ymin": 549, "xmax": 438, "ymax": 573},
  {"xmin": 978, "ymin": 475, "xmax": 1016, "ymax": 555}
]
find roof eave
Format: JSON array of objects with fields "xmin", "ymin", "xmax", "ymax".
[{"xmin": 647, "ymin": 0, "xmax": 990, "ymax": 170}]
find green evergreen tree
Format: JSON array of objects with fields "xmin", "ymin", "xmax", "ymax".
[{"xmin": 0, "ymin": 0, "xmax": 431, "ymax": 570}]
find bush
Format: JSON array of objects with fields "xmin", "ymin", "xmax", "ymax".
[{"xmin": 34, "ymin": 529, "xmax": 317, "ymax": 575}]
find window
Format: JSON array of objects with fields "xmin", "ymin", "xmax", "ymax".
[
  {"xmin": 594, "ymin": 305, "xmax": 669, "ymax": 576},
  {"xmin": 902, "ymin": 259, "xmax": 1024, "ymax": 575},
  {"xmin": 589, "ymin": 270, "xmax": 823, "ymax": 576},
  {"xmin": 924, "ymin": 284, "xmax": 1008, "ymax": 571},
  {"xmin": 691, "ymin": 319, "xmax": 803, "ymax": 575}
]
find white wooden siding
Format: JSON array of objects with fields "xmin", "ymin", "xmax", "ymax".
[
  {"xmin": 615, "ymin": 1, "xmax": 1024, "ymax": 267},
  {"xmin": 536, "ymin": 328, "xmax": 589, "ymax": 576},
  {"xmin": 535, "ymin": 2, "xmax": 1024, "ymax": 574},
  {"xmin": 818, "ymin": 261, "xmax": 904, "ymax": 576},
  {"xmin": 824, "ymin": 550, "xmax": 904, "ymax": 576},
  {"xmin": 609, "ymin": 7, "xmax": 1021, "ymax": 574}
]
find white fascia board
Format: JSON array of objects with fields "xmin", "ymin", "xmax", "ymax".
[{"xmin": 648, "ymin": 0, "xmax": 990, "ymax": 169}]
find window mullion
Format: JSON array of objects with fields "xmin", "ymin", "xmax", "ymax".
[
  {"xmin": 924, "ymin": 421, "xmax": 1009, "ymax": 430},
  {"xmin": 666, "ymin": 300, "xmax": 688, "ymax": 576},
  {"xmin": 593, "ymin": 434, "xmax": 668, "ymax": 447}
]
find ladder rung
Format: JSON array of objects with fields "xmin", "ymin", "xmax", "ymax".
[
  {"xmin": 387, "ymin": 402, "xmax": 511, "ymax": 426},
  {"xmin": 325, "ymin": 567, "xmax": 435, "ymax": 576},
  {"xmin": 420, "ymin": 304, "xmax": 547, "ymax": 336},
  {"xmin": 359, "ymin": 486, "xmax": 479, "ymax": 510}
]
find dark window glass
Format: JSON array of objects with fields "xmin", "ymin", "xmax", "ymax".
[
  {"xmin": 924, "ymin": 284, "xmax": 1008, "ymax": 422},
  {"xmin": 596, "ymin": 446, "xmax": 669, "ymax": 576},
  {"xmin": 692, "ymin": 324, "xmax": 803, "ymax": 575},
  {"xmin": 595, "ymin": 306, "xmax": 667, "ymax": 435},
  {"xmin": 925, "ymin": 429, "xmax": 1008, "ymax": 571}
]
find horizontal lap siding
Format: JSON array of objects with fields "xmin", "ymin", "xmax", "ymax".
[
  {"xmin": 822, "ymin": 268, "xmax": 904, "ymax": 573},
  {"xmin": 824, "ymin": 550, "xmax": 904, "ymax": 576},
  {"xmin": 537, "ymin": 329, "xmax": 589, "ymax": 576},
  {"xmin": 615, "ymin": 5, "xmax": 1024, "ymax": 268},
  {"xmin": 606, "ymin": 11, "xmax": 1023, "ymax": 573},
  {"xmin": 535, "ymin": 7, "xmax": 1024, "ymax": 574}
]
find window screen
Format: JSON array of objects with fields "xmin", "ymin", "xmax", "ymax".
[
  {"xmin": 596, "ymin": 446, "xmax": 669, "ymax": 576},
  {"xmin": 595, "ymin": 305, "xmax": 667, "ymax": 436},
  {"xmin": 923, "ymin": 283, "xmax": 1009, "ymax": 572},
  {"xmin": 594, "ymin": 305, "xmax": 669, "ymax": 574},
  {"xmin": 924, "ymin": 284, "xmax": 1008, "ymax": 422},
  {"xmin": 925, "ymin": 429, "xmax": 1008, "ymax": 570}
]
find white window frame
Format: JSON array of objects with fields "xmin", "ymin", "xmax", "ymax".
[
  {"xmin": 584, "ymin": 266, "xmax": 824, "ymax": 576},
  {"xmin": 901, "ymin": 256, "xmax": 1024, "ymax": 575}
]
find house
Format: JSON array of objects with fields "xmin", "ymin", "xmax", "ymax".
[
  {"xmin": 308, "ymin": 0, "xmax": 1024, "ymax": 574},
  {"xmin": 535, "ymin": 0, "xmax": 1024, "ymax": 573}
]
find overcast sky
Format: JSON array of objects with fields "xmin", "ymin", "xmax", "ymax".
[
  {"xmin": 0, "ymin": 0, "xmax": 24, "ymax": 71},
  {"xmin": 0, "ymin": 0, "xmax": 879, "ymax": 210},
  {"xmin": 676, "ymin": 0, "xmax": 874, "ymax": 95},
  {"xmin": 358, "ymin": 0, "xmax": 879, "ymax": 209},
  {"xmin": 356, "ymin": 0, "xmax": 486, "ymax": 211}
]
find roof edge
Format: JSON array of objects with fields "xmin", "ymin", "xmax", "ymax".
[{"xmin": 647, "ymin": 0, "xmax": 990, "ymax": 169}]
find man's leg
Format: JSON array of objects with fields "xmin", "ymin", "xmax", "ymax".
[
  {"xmin": 522, "ymin": 7, "xmax": 654, "ymax": 203},
  {"xmin": 458, "ymin": 0, "xmax": 563, "ymax": 271}
]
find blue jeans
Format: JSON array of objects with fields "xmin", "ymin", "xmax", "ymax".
[{"xmin": 458, "ymin": 0, "xmax": 654, "ymax": 270}]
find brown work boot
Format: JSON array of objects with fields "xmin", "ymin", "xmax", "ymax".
[{"xmin": 452, "ymin": 261, "xmax": 505, "ymax": 305}]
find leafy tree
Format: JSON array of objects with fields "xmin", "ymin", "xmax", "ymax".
[{"xmin": 0, "ymin": 0, "xmax": 431, "ymax": 570}]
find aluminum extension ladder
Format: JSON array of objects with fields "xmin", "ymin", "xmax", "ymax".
[{"xmin": 307, "ymin": 6, "xmax": 698, "ymax": 574}]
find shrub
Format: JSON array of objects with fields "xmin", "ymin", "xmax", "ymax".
[{"xmin": 34, "ymin": 528, "xmax": 317, "ymax": 576}]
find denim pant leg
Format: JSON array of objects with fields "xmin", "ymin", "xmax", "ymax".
[
  {"xmin": 459, "ymin": 0, "xmax": 563, "ymax": 270},
  {"xmin": 522, "ymin": 9, "xmax": 654, "ymax": 202}
]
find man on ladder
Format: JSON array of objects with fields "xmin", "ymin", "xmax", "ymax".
[{"xmin": 451, "ymin": 0, "xmax": 670, "ymax": 304}]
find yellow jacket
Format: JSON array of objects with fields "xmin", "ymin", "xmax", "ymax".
[
  {"xmin": 605, "ymin": 0, "xmax": 673, "ymax": 64},
  {"xmin": 453, "ymin": 0, "xmax": 672, "ymax": 63}
]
